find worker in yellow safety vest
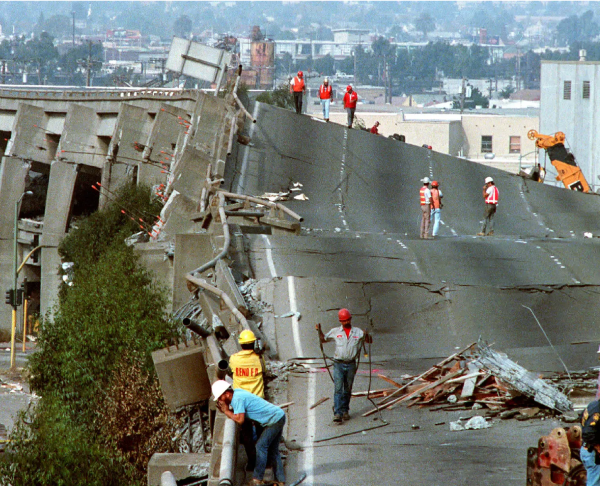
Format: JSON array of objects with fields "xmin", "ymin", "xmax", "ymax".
[{"xmin": 228, "ymin": 330, "xmax": 266, "ymax": 477}]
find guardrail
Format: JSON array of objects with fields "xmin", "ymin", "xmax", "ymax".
[{"xmin": 0, "ymin": 87, "xmax": 199, "ymax": 102}]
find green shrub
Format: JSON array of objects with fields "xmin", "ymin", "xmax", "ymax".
[
  {"xmin": 256, "ymin": 83, "xmax": 295, "ymax": 110},
  {"xmin": 1, "ymin": 184, "xmax": 179, "ymax": 485},
  {"xmin": 1, "ymin": 396, "xmax": 134, "ymax": 486}
]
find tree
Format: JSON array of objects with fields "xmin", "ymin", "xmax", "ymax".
[
  {"xmin": 556, "ymin": 11, "xmax": 599, "ymax": 46},
  {"xmin": 313, "ymin": 54, "xmax": 335, "ymax": 76},
  {"xmin": 415, "ymin": 13, "xmax": 435, "ymax": 39},
  {"xmin": 173, "ymin": 15, "xmax": 192, "ymax": 38},
  {"xmin": 499, "ymin": 85, "xmax": 516, "ymax": 99},
  {"xmin": 275, "ymin": 52, "xmax": 294, "ymax": 78},
  {"xmin": 256, "ymin": 83, "xmax": 295, "ymax": 110}
]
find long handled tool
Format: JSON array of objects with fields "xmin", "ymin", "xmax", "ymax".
[{"xmin": 315, "ymin": 323, "xmax": 334, "ymax": 382}]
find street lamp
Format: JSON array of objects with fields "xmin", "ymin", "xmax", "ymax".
[{"xmin": 10, "ymin": 190, "xmax": 33, "ymax": 369}]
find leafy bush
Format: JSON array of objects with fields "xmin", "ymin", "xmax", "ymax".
[
  {"xmin": 1, "ymin": 184, "xmax": 180, "ymax": 486},
  {"xmin": 2, "ymin": 396, "xmax": 134, "ymax": 486},
  {"xmin": 256, "ymin": 83, "xmax": 295, "ymax": 110}
]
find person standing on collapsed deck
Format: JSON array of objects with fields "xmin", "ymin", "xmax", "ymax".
[{"xmin": 316, "ymin": 308, "xmax": 372, "ymax": 423}]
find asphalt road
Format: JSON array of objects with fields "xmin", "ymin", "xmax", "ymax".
[{"xmin": 227, "ymin": 103, "xmax": 600, "ymax": 485}]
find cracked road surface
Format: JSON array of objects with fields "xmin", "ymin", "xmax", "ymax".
[{"xmin": 226, "ymin": 102, "xmax": 600, "ymax": 485}]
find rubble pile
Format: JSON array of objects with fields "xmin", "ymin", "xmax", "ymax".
[
  {"xmin": 173, "ymin": 404, "xmax": 212, "ymax": 454},
  {"xmin": 364, "ymin": 341, "xmax": 574, "ymax": 419},
  {"xmin": 239, "ymin": 279, "xmax": 272, "ymax": 316},
  {"xmin": 265, "ymin": 361, "xmax": 308, "ymax": 402}
]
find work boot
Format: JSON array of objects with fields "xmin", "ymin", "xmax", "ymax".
[
  {"xmin": 342, "ymin": 412, "xmax": 350, "ymax": 421},
  {"xmin": 486, "ymin": 230, "xmax": 494, "ymax": 236},
  {"xmin": 333, "ymin": 414, "xmax": 343, "ymax": 423},
  {"xmin": 476, "ymin": 232, "xmax": 485, "ymax": 236}
]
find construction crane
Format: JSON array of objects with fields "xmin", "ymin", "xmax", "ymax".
[{"xmin": 527, "ymin": 130, "xmax": 590, "ymax": 193}]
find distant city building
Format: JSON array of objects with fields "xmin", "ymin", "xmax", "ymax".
[{"xmin": 540, "ymin": 58, "xmax": 600, "ymax": 192}]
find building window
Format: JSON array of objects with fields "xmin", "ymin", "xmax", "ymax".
[
  {"xmin": 563, "ymin": 81, "xmax": 572, "ymax": 100},
  {"xmin": 481, "ymin": 135, "xmax": 493, "ymax": 153},
  {"xmin": 509, "ymin": 136, "xmax": 521, "ymax": 154},
  {"xmin": 583, "ymin": 81, "xmax": 591, "ymax": 99}
]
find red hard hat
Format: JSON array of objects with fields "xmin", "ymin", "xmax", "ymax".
[
  {"xmin": 298, "ymin": 71, "xmax": 303, "ymax": 77},
  {"xmin": 432, "ymin": 180, "xmax": 439, "ymax": 187},
  {"xmin": 346, "ymin": 85, "xmax": 352, "ymax": 91},
  {"xmin": 338, "ymin": 308, "xmax": 352, "ymax": 321}
]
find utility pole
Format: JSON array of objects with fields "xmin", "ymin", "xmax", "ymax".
[
  {"xmin": 460, "ymin": 77, "xmax": 466, "ymax": 114},
  {"xmin": 86, "ymin": 40, "xmax": 92, "ymax": 87},
  {"xmin": 72, "ymin": 11, "xmax": 75, "ymax": 47},
  {"xmin": 0, "ymin": 60, "xmax": 6, "ymax": 84}
]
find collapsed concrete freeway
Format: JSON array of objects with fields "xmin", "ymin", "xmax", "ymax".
[{"xmin": 223, "ymin": 101, "xmax": 600, "ymax": 485}]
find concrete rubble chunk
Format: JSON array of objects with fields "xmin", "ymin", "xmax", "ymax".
[{"xmin": 473, "ymin": 340, "xmax": 573, "ymax": 413}]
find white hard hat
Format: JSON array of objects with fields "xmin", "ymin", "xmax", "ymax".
[
  {"xmin": 212, "ymin": 380, "xmax": 231, "ymax": 401},
  {"xmin": 485, "ymin": 176, "xmax": 494, "ymax": 183},
  {"xmin": 324, "ymin": 76, "xmax": 329, "ymax": 82},
  {"xmin": 421, "ymin": 177, "xmax": 431, "ymax": 184}
]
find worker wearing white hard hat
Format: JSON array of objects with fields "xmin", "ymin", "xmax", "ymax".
[
  {"xmin": 477, "ymin": 176, "xmax": 499, "ymax": 236},
  {"xmin": 419, "ymin": 177, "xmax": 432, "ymax": 239},
  {"xmin": 319, "ymin": 76, "xmax": 333, "ymax": 122},
  {"xmin": 212, "ymin": 380, "xmax": 286, "ymax": 486}
]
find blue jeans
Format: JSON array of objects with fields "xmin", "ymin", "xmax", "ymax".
[
  {"xmin": 254, "ymin": 416, "xmax": 285, "ymax": 482},
  {"xmin": 430, "ymin": 208, "xmax": 441, "ymax": 236},
  {"xmin": 333, "ymin": 361, "xmax": 357, "ymax": 416},
  {"xmin": 321, "ymin": 98, "xmax": 330, "ymax": 119},
  {"xmin": 346, "ymin": 108, "xmax": 355, "ymax": 128},
  {"xmin": 581, "ymin": 446, "xmax": 600, "ymax": 485}
]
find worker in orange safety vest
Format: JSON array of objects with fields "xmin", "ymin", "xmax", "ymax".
[
  {"xmin": 228, "ymin": 330, "xmax": 266, "ymax": 477},
  {"xmin": 343, "ymin": 85, "xmax": 358, "ymax": 128},
  {"xmin": 477, "ymin": 176, "xmax": 499, "ymax": 236},
  {"xmin": 319, "ymin": 77, "xmax": 332, "ymax": 121},
  {"xmin": 289, "ymin": 70, "xmax": 306, "ymax": 115},
  {"xmin": 419, "ymin": 177, "xmax": 433, "ymax": 239}
]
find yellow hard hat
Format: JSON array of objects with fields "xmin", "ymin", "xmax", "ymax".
[{"xmin": 239, "ymin": 329, "xmax": 256, "ymax": 344}]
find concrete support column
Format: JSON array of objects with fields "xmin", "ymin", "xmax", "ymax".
[
  {"xmin": 0, "ymin": 157, "xmax": 30, "ymax": 332},
  {"xmin": 40, "ymin": 161, "xmax": 79, "ymax": 317}
]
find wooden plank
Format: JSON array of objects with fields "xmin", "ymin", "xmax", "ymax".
[
  {"xmin": 372, "ymin": 342, "xmax": 476, "ymax": 409},
  {"xmin": 363, "ymin": 368, "xmax": 465, "ymax": 416},
  {"xmin": 376, "ymin": 374, "xmax": 405, "ymax": 388},
  {"xmin": 460, "ymin": 364, "xmax": 480, "ymax": 398}
]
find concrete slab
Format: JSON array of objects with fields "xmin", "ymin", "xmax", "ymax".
[
  {"xmin": 152, "ymin": 341, "xmax": 211, "ymax": 411},
  {"xmin": 147, "ymin": 452, "xmax": 210, "ymax": 486},
  {"xmin": 10, "ymin": 103, "xmax": 55, "ymax": 164},
  {"xmin": 58, "ymin": 104, "xmax": 104, "ymax": 169},
  {"xmin": 172, "ymin": 234, "xmax": 214, "ymax": 312}
]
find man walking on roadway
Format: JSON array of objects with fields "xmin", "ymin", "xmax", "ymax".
[
  {"xmin": 316, "ymin": 308, "xmax": 371, "ymax": 423},
  {"xmin": 477, "ymin": 176, "xmax": 499, "ymax": 236},
  {"xmin": 319, "ymin": 76, "xmax": 332, "ymax": 122},
  {"xmin": 213, "ymin": 380, "xmax": 286, "ymax": 486},
  {"xmin": 419, "ymin": 177, "xmax": 432, "ymax": 239},
  {"xmin": 580, "ymin": 399, "xmax": 600, "ymax": 485},
  {"xmin": 430, "ymin": 180, "xmax": 443, "ymax": 238},
  {"xmin": 229, "ymin": 330, "xmax": 266, "ymax": 476},
  {"xmin": 289, "ymin": 70, "xmax": 306, "ymax": 115},
  {"xmin": 343, "ymin": 85, "xmax": 358, "ymax": 128}
]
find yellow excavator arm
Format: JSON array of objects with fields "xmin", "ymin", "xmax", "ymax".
[{"xmin": 527, "ymin": 130, "xmax": 590, "ymax": 193}]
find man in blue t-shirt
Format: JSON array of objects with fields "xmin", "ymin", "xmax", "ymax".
[{"xmin": 212, "ymin": 380, "xmax": 285, "ymax": 486}]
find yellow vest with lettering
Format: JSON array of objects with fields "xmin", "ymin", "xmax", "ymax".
[{"xmin": 229, "ymin": 349, "xmax": 265, "ymax": 398}]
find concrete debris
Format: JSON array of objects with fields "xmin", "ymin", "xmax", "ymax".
[
  {"xmin": 276, "ymin": 311, "xmax": 301, "ymax": 320},
  {"xmin": 449, "ymin": 420, "xmax": 464, "ymax": 431},
  {"xmin": 293, "ymin": 194, "xmax": 309, "ymax": 201},
  {"xmin": 174, "ymin": 405, "xmax": 212, "ymax": 454},
  {"xmin": 584, "ymin": 232, "xmax": 593, "ymax": 238},
  {"xmin": 238, "ymin": 279, "xmax": 273, "ymax": 316},
  {"xmin": 364, "ymin": 341, "xmax": 573, "ymax": 418},
  {"xmin": 125, "ymin": 231, "xmax": 149, "ymax": 246},
  {"xmin": 464, "ymin": 416, "xmax": 491, "ymax": 430}
]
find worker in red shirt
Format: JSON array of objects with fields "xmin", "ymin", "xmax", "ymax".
[
  {"xmin": 319, "ymin": 77, "xmax": 332, "ymax": 122},
  {"xmin": 370, "ymin": 121, "xmax": 380, "ymax": 135},
  {"xmin": 289, "ymin": 70, "xmax": 306, "ymax": 115},
  {"xmin": 343, "ymin": 85, "xmax": 358, "ymax": 128}
]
